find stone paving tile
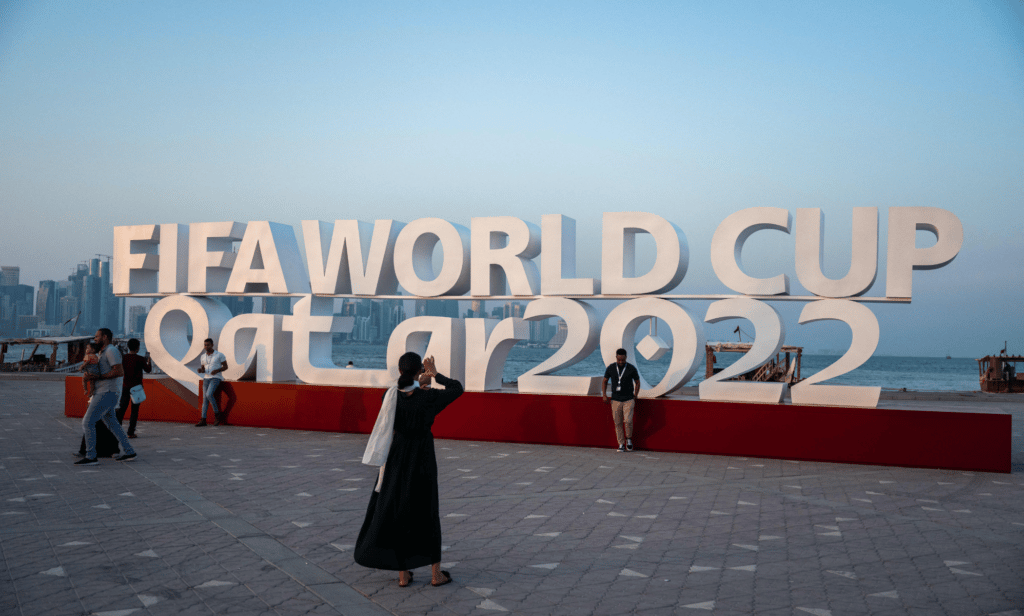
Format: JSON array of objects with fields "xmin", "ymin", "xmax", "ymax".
[{"xmin": 2, "ymin": 377, "xmax": 1024, "ymax": 615}]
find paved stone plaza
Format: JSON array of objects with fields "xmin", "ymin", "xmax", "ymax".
[{"xmin": 1, "ymin": 376, "xmax": 1023, "ymax": 616}]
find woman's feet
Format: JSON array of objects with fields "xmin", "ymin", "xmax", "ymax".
[
  {"xmin": 398, "ymin": 565, "xmax": 453, "ymax": 587},
  {"xmin": 430, "ymin": 563, "xmax": 452, "ymax": 586}
]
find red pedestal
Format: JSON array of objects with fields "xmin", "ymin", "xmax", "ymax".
[{"xmin": 64, "ymin": 376, "xmax": 1011, "ymax": 473}]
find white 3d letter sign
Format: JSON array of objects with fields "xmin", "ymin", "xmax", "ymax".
[
  {"xmin": 885, "ymin": 207, "xmax": 963, "ymax": 299},
  {"xmin": 301, "ymin": 220, "xmax": 403, "ymax": 295},
  {"xmin": 465, "ymin": 318, "xmax": 530, "ymax": 391},
  {"xmin": 795, "ymin": 208, "xmax": 877, "ymax": 298},
  {"xmin": 393, "ymin": 218, "xmax": 471, "ymax": 297},
  {"xmin": 540, "ymin": 214, "xmax": 597, "ymax": 296},
  {"xmin": 219, "ymin": 313, "xmax": 295, "ymax": 383},
  {"xmin": 710, "ymin": 207, "xmax": 791, "ymax": 295},
  {"xmin": 602, "ymin": 212, "xmax": 688, "ymax": 295},
  {"xmin": 226, "ymin": 221, "xmax": 309, "ymax": 295},
  {"xmin": 120, "ymin": 207, "xmax": 963, "ymax": 409},
  {"xmin": 144, "ymin": 295, "xmax": 232, "ymax": 394},
  {"xmin": 471, "ymin": 217, "xmax": 541, "ymax": 296},
  {"xmin": 188, "ymin": 221, "xmax": 246, "ymax": 294}
]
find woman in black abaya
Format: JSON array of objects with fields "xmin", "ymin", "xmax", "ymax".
[{"xmin": 354, "ymin": 352, "xmax": 463, "ymax": 587}]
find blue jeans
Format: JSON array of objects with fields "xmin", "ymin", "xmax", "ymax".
[
  {"xmin": 201, "ymin": 378, "xmax": 222, "ymax": 419},
  {"xmin": 83, "ymin": 391, "xmax": 135, "ymax": 460}
]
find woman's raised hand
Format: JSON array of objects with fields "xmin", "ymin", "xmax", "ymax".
[{"xmin": 422, "ymin": 356, "xmax": 438, "ymax": 377}]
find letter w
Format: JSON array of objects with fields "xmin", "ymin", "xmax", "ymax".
[{"xmin": 301, "ymin": 220, "xmax": 404, "ymax": 295}]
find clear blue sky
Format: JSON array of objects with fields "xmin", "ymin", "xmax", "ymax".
[{"xmin": 1, "ymin": 1, "xmax": 1021, "ymax": 356}]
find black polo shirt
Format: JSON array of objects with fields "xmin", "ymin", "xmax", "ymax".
[{"xmin": 604, "ymin": 361, "xmax": 640, "ymax": 401}]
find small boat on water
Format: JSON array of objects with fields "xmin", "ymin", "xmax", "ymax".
[
  {"xmin": 977, "ymin": 351, "xmax": 1022, "ymax": 393},
  {"xmin": 0, "ymin": 336, "xmax": 94, "ymax": 373},
  {"xmin": 704, "ymin": 342, "xmax": 804, "ymax": 384},
  {"xmin": 0, "ymin": 336, "xmax": 133, "ymax": 373}
]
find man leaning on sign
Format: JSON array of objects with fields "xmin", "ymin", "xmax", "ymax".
[
  {"xmin": 602, "ymin": 348, "xmax": 641, "ymax": 453},
  {"xmin": 196, "ymin": 338, "xmax": 229, "ymax": 427}
]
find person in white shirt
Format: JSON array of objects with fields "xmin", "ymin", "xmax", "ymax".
[
  {"xmin": 76, "ymin": 328, "xmax": 137, "ymax": 464},
  {"xmin": 196, "ymin": 338, "xmax": 229, "ymax": 427}
]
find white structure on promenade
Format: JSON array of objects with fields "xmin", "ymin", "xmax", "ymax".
[{"xmin": 113, "ymin": 208, "xmax": 962, "ymax": 406}]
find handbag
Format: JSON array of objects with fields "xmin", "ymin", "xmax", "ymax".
[{"xmin": 129, "ymin": 384, "xmax": 146, "ymax": 404}]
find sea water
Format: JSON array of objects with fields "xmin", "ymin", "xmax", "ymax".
[
  {"xmin": 332, "ymin": 344, "xmax": 982, "ymax": 392},
  {"xmin": 5, "ymin": 341, "xmax": 980, "ymax": 391}
]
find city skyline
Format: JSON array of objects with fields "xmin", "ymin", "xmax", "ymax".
[
  {"xmin": 0, "ymin": 254, "xmax": 566, "ymax": 349},
  {"xmin": 1, "ymin": 1, "xmax": 1021, "ymax": 356},
  {"xmin": 0, "ymin": 255, "xmax": 124, "ymax": 337}
]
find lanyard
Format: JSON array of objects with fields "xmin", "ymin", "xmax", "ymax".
[{"xmin": 616, "ymin": 364, "xmax": 626, "ymax": 389}]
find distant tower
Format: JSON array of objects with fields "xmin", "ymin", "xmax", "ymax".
[
  {"xmin": 0, "ymin": 266, "xmax": 19, "ymax": 286},
  {"xmin": 221, "ymin": 295, "xmax": 254, "ymax": 316},
  {"xmin": 262, "ymin": 296, "xmax": 292, "ymax": 315},
  {"xmin": 98, "ymin": 259, "xmax": 113, "ymax": 330},
  {"xmin": 427, "ymin": 300, "xmax": 459, "ymax": 318},
  {"xmin": 36, "ymin": 280, "xmax": 57, "ymax": 325},
  {"xmin": 503, "ymin": 301, "xmax": 523, "ymax": 319},
  {"xmin": 128, "ymin": 305, "xmax": 148, "ymax": 335},
  {"xmin": 548, "ymin": 320, "xmax": 568, "ymax": 347},
  {"xmin": 380, "ymin": 296, "xmax": 404, "ymax": 341}
]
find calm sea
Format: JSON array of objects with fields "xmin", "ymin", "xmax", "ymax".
[
  {"xmin": 4, "ymin": 342, "xmax": 980, "ymax": 391},
  {"xmin": 332, "ymin": 344, "xmax": 981, "ymax": 392}
]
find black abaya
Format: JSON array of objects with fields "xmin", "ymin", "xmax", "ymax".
[
  {"xmin": 78, "ymin": 420, "xmax": 121, "ymax": 458},
  {"xmin": 354, "ymin": 374, "xmax": 463, "ymax": 571}
]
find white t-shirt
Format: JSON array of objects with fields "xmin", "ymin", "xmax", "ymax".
[
  {"xmin": 201, "ymin": 350, "xmax": 227, "ymax": 380},
  {"xmin": 94, "ymin": 345, "xmax": 123, "ymax": 395}
]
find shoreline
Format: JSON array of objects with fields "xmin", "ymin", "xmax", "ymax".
[{"xmin": 5, "ymin": 371, "xmax": 1022, "ymax": 404}]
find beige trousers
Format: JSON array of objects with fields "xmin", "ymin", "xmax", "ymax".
[{"xmin": 610, "ymin": 399, "xmax": 635, "ymax": 446}]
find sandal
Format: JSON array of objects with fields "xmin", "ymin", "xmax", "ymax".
[
  {"xmin": 399, "ymin": 571, "xmax": 413, "ymax": 587},
  {"xmin": 431, "ymin": 570, "xmax": 453, "ymax": 587}
]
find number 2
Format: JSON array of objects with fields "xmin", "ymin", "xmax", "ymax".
[
  {"xmin": 518, "ymin": 298, "xmax": 602, "ymax": 395},
  {"xmin": 699, "ymin": 298, "xmax": 788, "ymax": 403},
  {"xmin": 790, "ymin": 300, "xmax": 880, "ymax": 407}
]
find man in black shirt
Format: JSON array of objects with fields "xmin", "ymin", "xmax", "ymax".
[{"xmin": 602, "ymin": 348, "xmax": 641, "ymax": 452}]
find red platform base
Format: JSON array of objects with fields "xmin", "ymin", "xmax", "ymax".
[{"xmin": 64, "ymin": 376, "xmax": 1011, "ymax": 473}]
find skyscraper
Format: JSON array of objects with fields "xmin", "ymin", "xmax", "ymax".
[
  {"xmin": 1, "ymin": 266, "xmax": 20, "ymax": 286},
  {"xmin": 503, "ymin": 301, "xmax": 523, "ymax": 319},
  {"xmin": 68, "ymin": 258, "xmax": 122, "ymax": 334},
  {"xmin": 530, "ymin": 318, "xmax": 554, "ymax": 343},
  {"xmin": 548, "ymin": 320, "xmax": 569, "ymax": 347},
  {"xmin": 36, "ymin": 280, "xmax": 57, "ymax": 325},
  {"xmin": 379, "ymin": 297, "xmax": 404, "ymax": 343},
  {"xmin": 127, "ymin": 305, "xmax": 149, "ymax": 335},
  {"xmin": 221, "ymin": 295, "xmax": 254, "ymax": 316},
  {"xmin": 262, "ymin": 296, "xmax": 292, "ymax": 315},
  {"xmin": 0, "ymin": 281, "xmax": 34, "ymax": 336},
  {"xmin": 426, "ymin": 300, "xmax": 459, "ymax": 318},
  {"xmin": 59, "ymin": 296, "xmax": 80, "ymax": 330}
]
